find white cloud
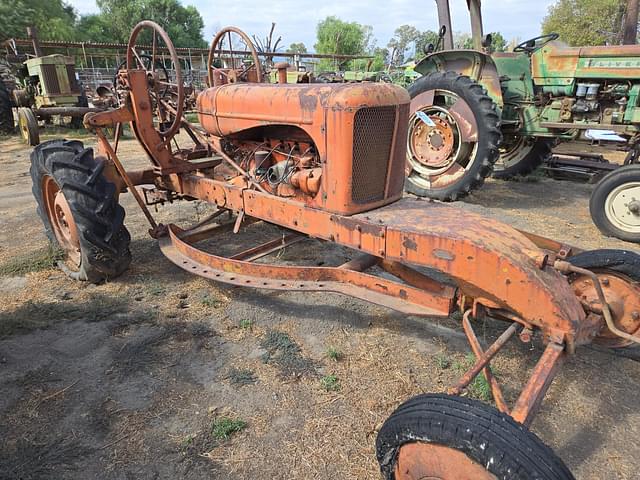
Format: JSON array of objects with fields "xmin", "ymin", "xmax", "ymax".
[{"xmin": 67, "ymin": 0, "xmax": 557, "ymax": 50}]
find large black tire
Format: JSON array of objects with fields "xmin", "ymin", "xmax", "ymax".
[
  {"xmin": 494, "ymin": 136, "xmax": 552, "ymax": 179},
  {"xmin": 589, "ymin": 165, "xmax": 640, "ymax": 243},
  {"xmin": 405, "ymin": 72, "xmax": 501, "ymax": 201},
  {"xmin": 17, "ymin": 107, "xmax": 39, "ymax": 146},
  {"xmin": 30, "ymin": 139, "xmax": 131, "ymax": 283},
  {"xmin": 0, "ymin": 81, "xmax": 14, "ymax": 134},
  {"xmin": 376, "ymin": 394, "xmax": 574, "ymax": 480}
]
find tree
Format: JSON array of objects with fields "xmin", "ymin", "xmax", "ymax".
[
  {"xmin": 0, "ymin": 0, "xmax": 77, "ymax": 41},
  {"xmin": 488, "ymin": 32, "xmax": 508, "ymax": 53},
  {"xmin": 542, "ymin": 0, "xmax": 627, "ymax": 46},
  {"xmin": 414, "ymin": 30, "xmax": 440, "ymax": 60},
  {"xmin": 387, "ymin": 25, "xmax": 421, "ymax": 65},
  {"xmin": 315, "ymin": 16, "xmax": 367, "ymax": 69},
  {"xmin": 95, "ymin": 0, "xmax": 206, "ymax": 47},
  {"xmin": 287, "ymin": 42, "xmax": 307, "ymax": 54}
]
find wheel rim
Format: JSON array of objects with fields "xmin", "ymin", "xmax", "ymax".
[
  {"xmin": 207, "ymin": 27, "xmax": 263, "ymax": 87},
  {"xmin": 19, "ymin": 111, "xmax": 30, "ymax": 142},
  {"xmin": 604, "ymin": 182, "xmax": 640, "ymax": 234},
  {"xmin": 407, "ymin": 89, "xmax": 478, "ymax": 191},
  {"xmin": 571, "ymin": 271, "xmax": 640, "ymax": 348},
  {"xmin": 42, "ymin": 175, "xmax": 81, "ymax": 268},
  {"xmin": 394, "ymin": 442, "xmax": 497, "ymax": 480},
  {"xmin": 497, "ymin": 134, "xmax": 534, "ymax": 171}
]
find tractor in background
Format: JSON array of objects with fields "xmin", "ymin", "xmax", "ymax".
[
  {"xmin": 0, "ymin": 28, "xmax": 100, "ymax": 146},
  {"xmin": 405, "ymin": 0, "xmax": 640, "ymax": 242}
]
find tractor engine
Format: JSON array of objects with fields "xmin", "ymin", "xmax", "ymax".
[{"xmin": 197, "ymin": 83, "xmax": 410, "ymax": 215}]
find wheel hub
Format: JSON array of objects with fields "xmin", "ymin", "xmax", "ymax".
[
  {"xmin": 42, "ymin": 176, "xmax": 81, "ymax": 267},
  {"xmin": 605, "ymin": 182, "xmax": 640, "ymax": 232},
  {"xmin": 571, "ymin": 272, "xmax": 640, "ymax": 348},
  {"xmin": 394, "ymin": 442, "xmax": 497, "ymax": 480},
  {"xmin": 411, "ymin": 116, "xmax": 455, "ymax": 168}
]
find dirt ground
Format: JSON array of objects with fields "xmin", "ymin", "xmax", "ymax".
[{"xmin": 1, "ymin": 131, "xmax": 639, "ymax": 480}]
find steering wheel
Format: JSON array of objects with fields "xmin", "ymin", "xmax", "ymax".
[
  {"xmin": 207, "ymin": 26, "xmax": 263, "ymax": 87},
  {"xmin": 127, "ymin": 20, "xmax": 184, "ymax": 139},
  {"xmin": 113, "ymin": 54, "xmax": 170, "ymax": 106},
  {"xmin": 513, "ymin": 33, "xmax": 559, "ymax": 53}
]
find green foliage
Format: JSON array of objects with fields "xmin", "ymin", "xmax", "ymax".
[
  {"xmin": 326, "ymin": 346, "xmax": 341, "ymax": 361},
  {"xmin": 0, "ymin": 0, "xmax": 77, "ymax": 41},
  {"xmin": 0, "ymin": 246, "xmax": 64, "ymax": 276},
  {"xmin": 315, "ymin": 16, "xmax": 368, "ymax": 69},
  {"xmin": 211, "ymin": 417, "xmax": 247, "ymax": 440},
  {"xmin": 95, "ymin": 0, "xmax": 206, "ymax": 47},
  {"xmin": 287, "ymin": 42, "xmax": 307, "ymax": 54},
  {"xmin": 542, "ymin": 0, "xmax": 627, "ymax": 46},
  {"xmin": 414, "ymin": 30, "xmax": 440, "ymax": 60},
  {"xmin": 487, "ymin": 32, "xmax": 508, "ymax": 53},
  {"xmin": 320, "ymin": 374, "xmax": 341, "ymax": 391},
  {"xmin": 0, "ymin": 0, "xmax": 206, "ymax": 47},
  {"xmin": 239, "ymin": 319, "xmax": 253, "ymax": 329}
]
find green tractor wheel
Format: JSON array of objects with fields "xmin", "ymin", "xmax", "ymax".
[
  {"xmin": 0, "ymin": 81, "xmax": 14, "ymax": 134},
  {"xmin": 494, "ymin": 135, "xmax": 552, "ymax": 179},
  {"xmin": 17, "ymin": 107, "xmax": 40, "ymax": 146}
]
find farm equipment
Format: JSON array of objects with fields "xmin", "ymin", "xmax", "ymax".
[
  {"xmin": 31, "ymin": 22, "xmax": 640, "ymax": 479},
  {"xmin": 1, "ymin": 29, "xmax": 103, "ymax": 146},
  {"xmin": 404, "ymin": 0, "xmax": 640, "ymax": 215}
]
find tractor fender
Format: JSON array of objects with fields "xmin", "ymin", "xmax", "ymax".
[{"xmin": 415, "ymin": 50, "xmax": 503, "ymax": 109}]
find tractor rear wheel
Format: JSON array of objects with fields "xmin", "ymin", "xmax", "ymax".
[
  {"xmin": 376, "ymin": 394, "xmax": 574, "ymax": 480},
  {"xmin": 30, "ymin": 139, "xmax": 131, "ymax": 283},
  {"xmin": 0, "ymin": 81, "xmax": 13, "ymax": 134},
  {"xmin": 18, "ymin": 107, "xmax": 39, "ymax": 146},
  {"xmin": 404, "ymin": 71, "xmax": 501, "ymax": 201},
  {"xmin": 589, "ymin": 165, "xmax": 640, "ymax": 243},
  {"xmin": 494, "ymin": 135, "xmax": 552, "ymax": 179}
]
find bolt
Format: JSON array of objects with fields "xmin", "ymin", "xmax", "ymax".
[
  {"xmin": 601, "ymin": 278, "xmax": 610, "ymax": 287},
  {"xmin": 519, "ymin": 328, "xmax": 533, "ymax": 343},
  {"xmin": 632, "ymin": 311, "xmax": 640, "ymax": 321}
]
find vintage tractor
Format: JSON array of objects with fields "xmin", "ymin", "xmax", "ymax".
[
  {"xmin": 405, "ymin": 0, "xmax": 640, "ymax": 224},
  {"xmin": 31, "ymin": 22, "xmax": 640, "ymax": 479}
]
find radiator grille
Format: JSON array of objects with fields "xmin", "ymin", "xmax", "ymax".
[
  {"xmin": 351, "ymin": 106, "xmax": 396, "ymax": 204},
  {"xmin": 41, "ymin": 64, "xmax": 61, "ymax": 94},
  {"xmin": 66, "ymin": 64, "xmax": 80, "ymax": 93},
  {"xmin": 386, "ymin": 103, "xmax": 410, "ymax": 197}
]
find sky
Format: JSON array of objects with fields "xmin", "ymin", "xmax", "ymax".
[{"xmin": 67, "ymin": 0, "xmax": 558, "ymax": 51}]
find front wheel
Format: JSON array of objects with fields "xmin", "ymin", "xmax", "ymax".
[
  {"xmin": 18, "ymin": 107, "xmax": 39, "ymax": 146},
  {"xmin": 376, "ymin": 394, "xmax": 574, "ymax": 480},
  {"xmin": 404, "ymin": 72, "xmax": 502, "ymax": 202},
  {"xmin": 589, "ymin": 165, "xmax": 640, "ymax": 243},
  {"xmin": 30, "ymin": 139, "xmax": 131, "ymax": 283}
]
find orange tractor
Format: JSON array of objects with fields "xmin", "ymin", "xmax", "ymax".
[{"xmin": 31, "ymin": 22, "xmax": 640, "ymax": 479}]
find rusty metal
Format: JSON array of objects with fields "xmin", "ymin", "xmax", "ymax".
[
  {"xmin": 42, "ymin": 175, "xmax": 80, "ymax": 267},
  {"xmin": 462, "ymin": 311, "xmax": 509, "ymax": 413},
  {"xmin": 78, "ymin": 24, "xmax": 640, "ymax": 452},
  {"xmin": 449, "ymin": 322, "xmax": 519, "ymax": 395},
  {"xmin": 557, "ymin": 260, "xmax": 640, "ymax": 346},
  {"xmin": 394, "ymin": 442, "xmax": 497, "ymax": 480},
  {"xmin": 207, "ymin": 27, "xmax": 262, "ymax": 87},
  {"xmin": 511, "ymin": 342, "xmax": 565, "ymax": 427}
]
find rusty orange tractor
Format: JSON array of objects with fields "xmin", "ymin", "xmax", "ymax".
[{"xmin": 30, "ymin": 22, "xmax": 640, "ymax": 479}]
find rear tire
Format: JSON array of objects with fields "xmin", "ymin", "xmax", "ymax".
[
  {"xmin": 589, "ymin": 165, "xmax": 640, "ymax": 243},
  {"xmin": 405, "ymin": 71, "xmax": 501, "ymax": 201},
  {"xmin": 18, "ymin": 107, "xmax": 39, "ymax": 146},
  {"xmin": 30, "ymin": 139, "xmax": 131, "ymax": 283},
  {"xmin": 0, "ymin": 81, "xmax": 13, "ymax": 134},
  {"xmin": 494, "ymin": 136, "xmax": 552, "ymax": 179},
  {"xmin": 376, "ymin": 394, "xmax": 574, "ymax": 480}
]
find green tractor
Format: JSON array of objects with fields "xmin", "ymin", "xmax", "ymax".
[{"xmin": 406, "ymin": 0, "xmax": 640, "ymax": 241}]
